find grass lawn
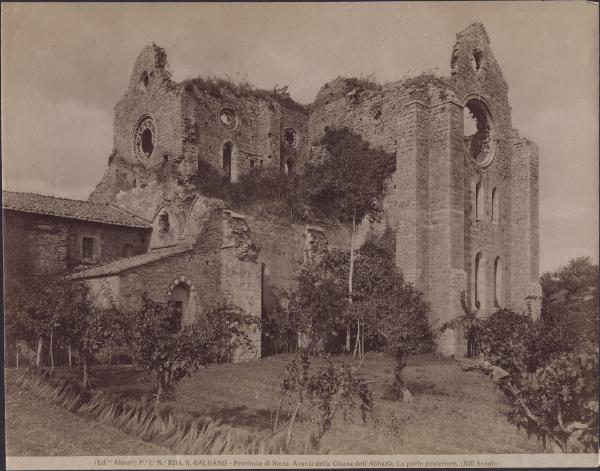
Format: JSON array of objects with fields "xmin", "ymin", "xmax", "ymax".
[
  {"xmin": 4, "ymin": 369, "xmax": 169, "ymax": 456},
  {"xmin": 6, "ymin": 352, "xmax": 545, "ymax": 455}
]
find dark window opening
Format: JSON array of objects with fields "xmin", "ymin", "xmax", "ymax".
[
  {"xmin": 250, "ymin": 159, "xmax": 255, "ymax": 169},
  {"xmin": 141, "ymin": 128, "xmax": 154, "ymax": 157},
  {"xmin": 474, "ymin": 252, "xmax": 482, "ymax": 310},
  {"xmin": 284, "ymin": 159, "xmax": 294, "ymax": 175},
  {"xmin": 284, "ymin": 128, "xmax": 297, "ymax": 147},
  {"xmin": 122, "ymin": 244, "xmax": 133, "ymax": 257},
  {"xmin": 223, "ymin": 142, "xmax": 232, "ymax": 182},
  {"xmin": 494, "ymin": 256, "xmax": 501, "ymax": 308},
  {"xmin": 82, "ymin": 237, "xmax": 94, "ymax": 260},
  {"xmin": 475, "ymin": 181, "xmax": 483, "ymax": 221},
  {"xmin": 491, "ymin": 187, "xmax": 499, "ymax": 223},
  {"xmin": 159, "ymin": 213, "xmax": 170, "ymax": 233},
  {"xmin": 471, "ymin": 50, "xmax": 483, "ymax": 72},
  {"xmin": 463, "ymin": 98, "xmax": 494, "ymax": 164},
  {"xmin": 139, "ymin": 71, "xmax": 149, "ymax": 90}
]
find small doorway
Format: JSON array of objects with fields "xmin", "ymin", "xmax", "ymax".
[{"xmin": 171, "ymin": 283, "xmax": 190, "ymax": 329}]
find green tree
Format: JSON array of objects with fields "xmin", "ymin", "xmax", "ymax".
[
  {"xmin": 289, "ymin": 243, "xmax": 431, "ymax": 401},
  {"xmin": 540, "ymin": 256, "xmax": 598, "ymax": 307},
  {"xmin": 122, "ymin": 294, "xmax": 256, "ymax": 410},
  {"xmin": 302, "ymin": 127, "xmax": 396, "ymax": 352}
]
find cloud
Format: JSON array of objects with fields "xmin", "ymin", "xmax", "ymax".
[{"xmin": 2, "ymin": 94, "xmax": 112, "ymax": 200}]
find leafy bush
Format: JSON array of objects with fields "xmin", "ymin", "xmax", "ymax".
[
  {"xmin": 273, "ymin": 351, "xmax": 374, "ymax": 451},
  {"xmin": 503, "ymin": 347, "xmax": 598, "ymax": 452},
  {"xmin": 122, "ymin": 294, "xmax": 256, "ymax": 407},
  {"xmin": 477, "ymin": 309, "xmax": 535, "ymax": 374},
  {"xmin": 472, "ymin": 300, "xmax": 598, "ymax": 452}
]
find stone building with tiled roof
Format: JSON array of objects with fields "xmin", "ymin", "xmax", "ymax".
[{"xmin": 2, "ymin": 190, "xmax": 152, "ymax": 294}]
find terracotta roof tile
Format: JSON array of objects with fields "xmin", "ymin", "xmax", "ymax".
[
  {"xmin": 2, "ymin": 191, "xmax": 151, "ymax": 229},
  {"xmin": 69, "ymin": 244, "xmax": 193, "ymax": 279}
]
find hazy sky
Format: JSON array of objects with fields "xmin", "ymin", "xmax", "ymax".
[{"xmin": 1, "ymin": 2, "xmax": 598, "ymax": 273}]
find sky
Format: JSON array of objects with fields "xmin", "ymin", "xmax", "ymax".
[{"xmin": 1, "ymin": 2, "xmax": 598, "ymax": 273}]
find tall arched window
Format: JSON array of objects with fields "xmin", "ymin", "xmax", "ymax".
[
  {"xmin": 494, "ymin": 256, "xmax": 502, "ymax": 308},
  {"xmin": 284, "ymin": 159, "xmax": 294, "ymax": 175},
  {"xmin": 474, "ymin": 252, "xmax": 484, "ymax": 310},
  {"xmin": 222, "ymin": 142, "xmax": 233, "ymax": 182},
  {"xmin": 491, "ymin": 187, "xmax": 499, "ymax": 223},
  {"xmin": 475, "ymin": 181, "xmax": 484, "ymax": 221}
]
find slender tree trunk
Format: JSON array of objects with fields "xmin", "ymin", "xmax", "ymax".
[
  {"xmin": 82, "ymin": 356, "xmax": 89, "ymax": 389},
  {"xmin": 68, "ymin": 338, "xmax": 72, "ymax": 368},
  {"xmin": 16, "ymin": 341, "xmax": 19, "ymax": 370},
  {"xmin": 347, "ymin": 211, "xmax": 356, "ymax": 353},
  {"xmin": 49, "ymin": 331, "xmax": 54, "ymax": 374},
  {"xmin": 273, "ymin": 391, "xmax": 286, "ymax": 432},
  {"xmin": 155, "ymin": 381, "xmax": 163, "ymax": 414},
  {"xmin": 286, "ymin": 400, "xmax": 302, "ymax": 448},
  {"xmin": 353, "ymin": 319, "xmax": 360, "ymax": 357},
  {"xmin": 360, "ymin": 323, "xmax": 365, "ymax": 359},
  {"xmin": 36, "ymin": 336, "xmax": 43, "ymax": 367},
  {"xmin": 345, "ymin": 326, "xmax": 351, "ymax": 353}
]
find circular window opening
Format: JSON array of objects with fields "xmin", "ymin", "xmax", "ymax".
[
  {"xmin": 134, "ymin": 116, "xmax": 156, "ymax": 160},
  {"xmin": 283, "ymin": 127, "xmax": 298, "ymax": 148},
  {"xmin": 463, "ymin": 98, "xmax": 496, "ymax": 166},
  {"xmin": 219, "ymin": 108, "xmax": 237, "ymax": 130}
]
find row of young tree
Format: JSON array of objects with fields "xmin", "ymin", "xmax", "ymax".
[{"xmin": 5, "ymin": 276, "xmax": 256, "ymax": 407}]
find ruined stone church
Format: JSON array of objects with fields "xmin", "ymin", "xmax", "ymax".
[{"xmin": 3, "ymin": 23, "xmax": 540, "ymax": 357}]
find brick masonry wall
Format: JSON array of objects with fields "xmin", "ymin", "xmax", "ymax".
[
  {"xmin": 182, "ymin": 86, "xmax": 309, "ymax": 181},
  {"xmin": 115, "ymin": 210, "xmax": 224, "ymax": 319},
  {"xmin": 2, "ymin": 210, "xmax": 149, "ymax": 293}
]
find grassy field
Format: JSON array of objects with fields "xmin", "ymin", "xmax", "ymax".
[{"xmin": 5, "ymin": 352, "xmax": 544, "ymax": 455}]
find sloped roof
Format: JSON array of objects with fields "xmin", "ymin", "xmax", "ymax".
[
  {"xmin": 2, "ymin": 191, "xmax": 151, "ymax": 229},
  {"xmin": 69, "ymin": 244, "xmax": 193, "ymax": 279}
]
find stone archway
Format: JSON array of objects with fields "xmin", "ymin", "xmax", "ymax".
[{"xmin": 166, "ymin": 275, "xmax": 198, "ymax": 326}]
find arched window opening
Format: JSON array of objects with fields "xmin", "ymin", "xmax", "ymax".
[
  {"xmin": 158, "ymin": 213, "xmax": 170, "ymax": 234},
  {"xmin": 284, "ymin": 159, "xmax": 294, "ymax": 175},
  {"xmin": 122, "ymin": 244, "xmax": 133, "ymax": 257},
  {"xmin": 463, "ymin": 98, "xmax": 496, "ymax": 166},
  {"xmin": 141, "ymin": 128, "xmax": 154, "ymax": 156},
  {"xmin": 475, "ymin": 181, "xmax": 484, "ymax": 221},
  {"xmin": 170, "ymin": 283, "xmax": 190, "ymax": 330},
  {"xmin": 491, "ymin": 187, "xmax": 499, "ymax": 223},
  {"xmin": 494, "ymin": 256, "xmax": 502, "ymax": 308},
  {"xmin": 222, "ymin": 142, "xmax": 233, "ymax": 182},
  {"xmin": 138, "ymin": 71, "xmax": 149, "ymax": 91},
  {"xmin": 471, "ymin": 50, "xmax": 483, "ymax": 72},
  {"xmin": 474, "ymin": 252, "xmax": 484, "ymax": 310}
]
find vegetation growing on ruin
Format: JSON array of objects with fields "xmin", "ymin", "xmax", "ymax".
[
  {"xmin": 194, "ymin": 127, "xmax": 396, "ymax": 226},
  {"xmin": 183, "ymin": 76, "xmax": 308, "ymax": 114}
]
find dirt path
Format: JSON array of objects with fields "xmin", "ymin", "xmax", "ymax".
[{"xmin": 4, "ymin": 369, "xmax": 168, "ymax": 456}]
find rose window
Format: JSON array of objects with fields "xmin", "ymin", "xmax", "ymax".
[
  {"xmin": 219, "ymin": 108, "xmax": 237, "ymax": 130},
  {"xmin": 134, "ymin": 116, "xmax": 156, "ymax": 159}
]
